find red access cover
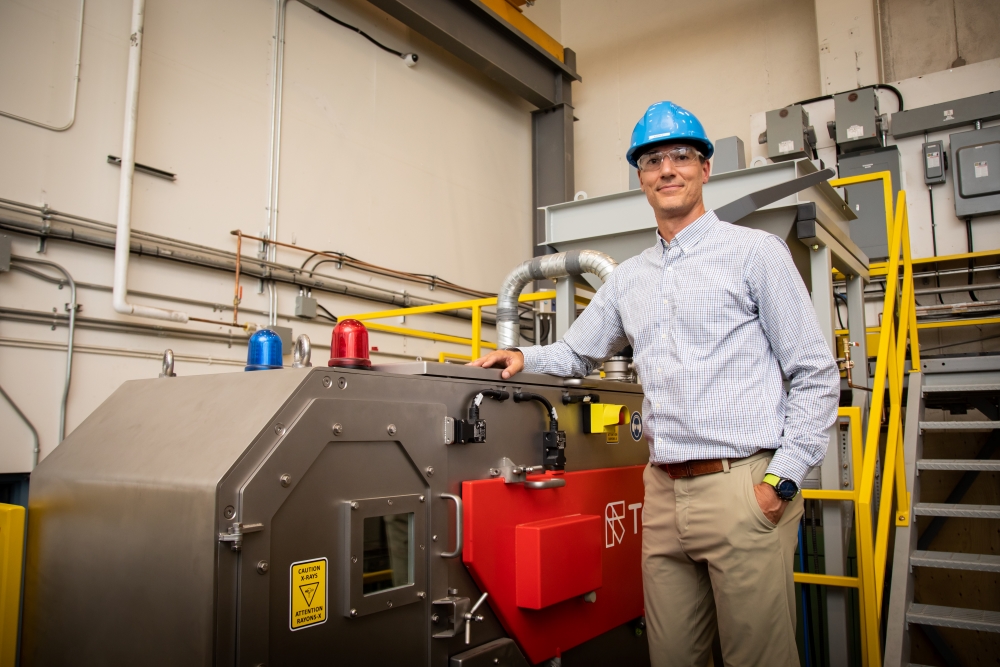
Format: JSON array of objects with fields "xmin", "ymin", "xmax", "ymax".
[
  {"xmin": 463, "ymin": 466, "xmax": 645, "ymax": 664},
  {"xmin": 516, "ymin": 514, "xmax": 602, "ymax": 610}
]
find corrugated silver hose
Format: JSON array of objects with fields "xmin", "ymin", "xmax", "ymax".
[{"xmin": 496, "ymin": 250, "xmax": 617, "ymax": 350}]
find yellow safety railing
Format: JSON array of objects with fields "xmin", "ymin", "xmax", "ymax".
[
  {"xmin": 342, "ymin": 291, "xmax": 556, "ymax": 360},
  {"xmin": 795, "ymin": 171, "xmax": 917, "ymax": 666},
  {"xmin": 0, "ymin": 504, "xmax": 25, "ymax": 667}
]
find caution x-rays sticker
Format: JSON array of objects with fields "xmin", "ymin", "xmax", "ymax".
[{"xmin": 290, "ymin": 557, "xmax": 327, "ymax": 631}]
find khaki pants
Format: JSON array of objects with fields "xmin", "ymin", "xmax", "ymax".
[{"xmin": 641, "ymin": 451, "xmax": 804, "ymax": 667}]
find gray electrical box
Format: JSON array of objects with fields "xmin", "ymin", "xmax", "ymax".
[
  {"xmin": 713, "ymin": 136, "xmax": 746, "ymax": 174},
  {"xmin": 266, "ymin": 325, "xmax": 294, "ymax": 355},
  {"xmin": 0, "ymin": 234, "xmax": 10, "ymax": 272},
  {"xmin": 922, "ymin": 140, "xmax": 947, "ymax": 184},
  {"xmin": 837, "ymin": 146, "xmax": 902, "ymax": 260},
  {"xmin": 951, "ymin": 125, "xmax": 1000, "ymax": 217},
  {"xmin": 295, "ymin": 292, "xmax": 318, "ymax": 319},
  {"xmin": 764, "ymin": 105, "xmax": 813, "ymax": 162},
  {"xmin": 834, "ymin": 88, "xmax": 881, "ymax": 152}
]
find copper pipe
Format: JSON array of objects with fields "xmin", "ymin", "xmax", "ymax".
[
  {"xmin": 233, "ymin": 231, "xmax": 243, "ymax": 326},
  {"xmin": 230, "ymin": 230, "xmax": 492, "ymax": 299}
]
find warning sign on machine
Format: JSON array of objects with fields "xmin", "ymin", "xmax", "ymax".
[{"xmin": 290, "ymin": 557, "xmax": 327, "ymax": 631}]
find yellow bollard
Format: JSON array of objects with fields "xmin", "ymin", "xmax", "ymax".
[{"xmin": 0, "ymin": 504, "xmax": 25, "ymax": 667}]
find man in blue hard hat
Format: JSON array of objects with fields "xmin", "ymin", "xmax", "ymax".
[{"xmin": 471, "ymin": 100, "xmax": 838, "ymax": 666}]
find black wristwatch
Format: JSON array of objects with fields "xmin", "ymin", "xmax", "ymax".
[{"xmin": 763, "ymin": 474, "xmax": 799, "ymax": 501}]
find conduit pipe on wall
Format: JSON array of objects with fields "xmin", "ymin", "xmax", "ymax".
[
  {"xmin": 10, "ymin": 256, "xmax": 78, "ymax": 443},
  {"xmin": 496, "ymin": 250, "xmax": 616, "ymax": 349},
  {"xmin": 0, "ymin": 0, "xmax": 86, "ymax": 132},
  {"xmin": 0, "ymin": 383, "xmax": 40, "ymax": 470},
  {"xmin": 112, "ymin": 0, "xmax": 188, "ymax": 324}
]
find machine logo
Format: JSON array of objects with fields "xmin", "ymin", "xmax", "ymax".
[
  {"xmin": 630, "ymin": 412, "xmax": 643, "ymax": 441},
  {"xmin": 605, "ymin": 501, "xmax": 625, "ymax": 547}
]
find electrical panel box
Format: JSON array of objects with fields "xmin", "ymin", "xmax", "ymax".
[
  {"xmin": 765, "ymin": 105, "xmax": 812, "ymax": 162},
  {"xmin": 922, "ymin": 140, "xmax": 947, "ymax": 184},
  {"xmin": 837, "ymin": 146, "xmax": 902, "ymax": 260},
  {"xmin": 713, "ymin": 136, "xmax": 746, "ymax": 174},
  {"xmin": 294, "ymin": 293, "xmax": 317, "ymax": 319},
  {"xmin": 951, "ymin": 125, "xmax": 1000, "ymax": 218},
  {"xmin": 834, "ymin": 88, "xmax": 881, "ymax": 152}
]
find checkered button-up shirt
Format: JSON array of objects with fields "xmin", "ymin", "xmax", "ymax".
[{"xmin": 520, "ymin": 210, "xmax": 839, "ymax": 486}]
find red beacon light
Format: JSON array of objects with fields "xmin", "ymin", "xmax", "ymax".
[{"xmin": 328, "ymin": 319, "xmax": 372, "ymax": 369}]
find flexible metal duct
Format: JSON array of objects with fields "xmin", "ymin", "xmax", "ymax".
[{"xmin": 496, "ymin": 250, "xmax": 617, "ymax": 350}]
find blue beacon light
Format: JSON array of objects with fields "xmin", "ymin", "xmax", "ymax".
[{"xmin": 245, "ymin": 329, "xmax": 284, "ymax": 371}]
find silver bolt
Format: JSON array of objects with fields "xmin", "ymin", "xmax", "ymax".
[
  {"xmin": 387, "ymin": 499, "xmax": 393, "ymax": 505},
  {"xmin": 432, "ymin": 535, "xmax": 437, "ymax": 542},
  {"xmin": 419, "ymin": 544, "xmax": 425, "ymax": 550},
  {"xmin": 417, "ymin": 591, "xmax": 425, "ymax": 599},
  {"xmin": 387, "ymin": 424, "xmax": 397, "ymax": 435},
  {"xmin": 322, "ymin": 376, "xmax": 333, "ymax": 388},
  {"xmin": 386, "ymin": 600, "xmax": 393, "ymax": 608},
  {"xmin": 350, "ymin": 609, "xmax": 358, "ymax": 618},
  {"xmin": 224, "ymin": 505, "xmax": 235, "ymax": 519},
  {"xmin": 280, "ymin": 474, "xmax": 292, "ymax": 487},
  {"xmin": 494, "ymin": 660, "xmax": 499, "ymax": 665},
  {"xmin": 338, "ymin": 377, "xmax": 347, "ymax": 390},
  {"xmin": 448, "ymin": 588, "xmax": 458, "ymax": 596},
  {"xmin": 350, "ymin": 501, "xmax": 359, "ymax": 510},
  {"xmin": 431, "ymin": 613, "xmax": 440, "ymax": 623},
  {"xmin": 351, "ymin": 555, "xmax": 357, "ymax": 563},
  {"xmin": 425, "ymin": 466, "xmax": 435, "ymax": 477},
  {"xmin": 419, "ymin": 495, "xmax": 425, "ymax": 502},
  {"xmin": 811, "ymin": 244, "xmax": 820, "ymax": 251},
  {"xmin": 490, "ymin": 469, "xmax": 500, "ymax": 477},
  {"xmin": 332, "ymin": 423, "xmax": 343, "ymax": 435},
  {"xmin": 257, "ymin": 560, "xmax": 269, "ymax": 574},
  {"xmin": 274, "ymin": 423, "xmax": 285, "ymax": 435}
]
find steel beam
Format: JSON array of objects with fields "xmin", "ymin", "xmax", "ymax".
[
  {"xmin": 533, "ymin": 100, "xmax": 575, "ymax": 255},
  {"xmin": 365, "ymin": 0, "xmax": 579, "ymax": 109}
]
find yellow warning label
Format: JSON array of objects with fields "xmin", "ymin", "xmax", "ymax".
[
  {"xmin": 290, "ymin": 557, "xmax": 327, "ymax": 631},
  {"xmin": 606, "ymin": 427, "xmax": 619, "ymax": 444}
]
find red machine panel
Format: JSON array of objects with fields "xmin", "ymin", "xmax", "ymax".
[
  {"xmin": 463, "ymin": 466, "xmax": 645, "ymax": 664},
  {"xmin": 515, "ymin": 514, "xmax": 603, "ymax": 610}
]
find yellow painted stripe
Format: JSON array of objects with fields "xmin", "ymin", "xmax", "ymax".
[{"xmin": 479, "ymin": 0, "xmax": 565, "ymax": 62}]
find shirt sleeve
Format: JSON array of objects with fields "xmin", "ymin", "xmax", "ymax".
[
  {"xmin": 747, "ymin": 235, "xmax": 840, "ymax": 487},
  {"xmin": 518, "ymin": 272, "xmax": 630, "ymax": 378}
]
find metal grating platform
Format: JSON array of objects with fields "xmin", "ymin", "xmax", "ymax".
[
  {"xmin": 906, "ymin": 604, "xmax": 1000, "ymax": 632},
  {"xmin": 913, "ymin": 503, "xmax": 1000, "ymax": 518},
  {"xmin": 918, "ymin": 421, "xmax": 1000, "ymax": 431},
  {"xmin": 910, "ymin": 550, "xmax": 1000, "ymax": 572},
  {"xmin": 922, "ymin": 384, "xmax": 1000, "ymax": 394},
  {"xmin": 917, "ymin": 459, "xmax": 1000, "ymax": 471}
]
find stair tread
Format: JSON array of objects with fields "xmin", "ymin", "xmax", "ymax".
[
  {"xmin": 923, "ymin": 383, "xmax": 1000, "ymax": 393},
  {"xmin": 913, "ymin": 503, "xmax": 1000, "ymax": 518},
  {"xmin": 919, "ymin": 420, "xmax": 1000, "ymax": 430},
  {"xmin": 911, "ymin": 550, "xmax": 1000, "ymax": 572},
  {"xmin": 917, "ymin": 459, "xmax": 1000, "ymax": 471},
  {"xmin": 907, "ymin": 603, "xmax": 1000, "ymax": 632}
]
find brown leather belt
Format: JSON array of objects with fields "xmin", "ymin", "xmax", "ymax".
[{"xmin": 657, "ymin": 451, "xmax": 760, "ymax": 479}]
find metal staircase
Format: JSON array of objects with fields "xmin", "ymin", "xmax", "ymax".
[{"xmin": 884, "ymin": 357, "xmax": 1000, "ymax": 666}]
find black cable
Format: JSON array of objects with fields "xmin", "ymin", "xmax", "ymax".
[
  {"xmin": 928, "ymin": 185, "xmax": 944, "ymax": 304},
  {"xmin": 317, "ymin": 303, "xmax": 338, "ymax": 323},
  {"xmin": 298, "ymin": 0, "xmax": 412, "ymax": 60},
  {"xmin": 513, "ymin": 391, "xmax": 558, "ymax": 431},
  {"xmin": 468, "ymin": 389, "xmax": 509, "ymax": 421},
  {"xmin": 834, "ymin": 292, "xmax": 847, "ymax": 330},
  {"xmin": 791, "ymin": 84, "xmax": 904, "ymax": 112},
  {"xmin": 966, "ymin": 217, "xmax": 979, "ymax": 302}
]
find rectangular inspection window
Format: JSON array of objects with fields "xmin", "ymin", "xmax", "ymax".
[{"xmin": 362, "ymin": 513, "xmax": 413, "ymax": 595}]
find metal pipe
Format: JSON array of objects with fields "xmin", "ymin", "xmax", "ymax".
[
  {"xmin": 0, "ymin": 383, "xmax": 41, "ymax": 469},
  {"xmin": 265, "ymin": 0, "xmax": 291, "ymax": 324},
  {"xmin": 914, "ymin": 281, "xmax": 1000, "ymax": 296},
  {"xmin": 496, "ymin": 250, "xmax": 616, "ymax": 349},
  {"xmin": 112, "ymin": 0, "xmax": 188, "ymax": 324},
  {"xmin": 0, "ymin": 0, "xmax": 86, "ymax": 131},
  {"xmin": 11, "ymin": 256, "xmax": 77, "ymax": 443}
]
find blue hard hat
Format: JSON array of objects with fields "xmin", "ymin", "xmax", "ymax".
[
  {"xmin": 245, "ymin": 328, "xmax": 284, "ymax": 371},
  {"xmin": 626, "ymin": 101, "xmax": 714, "ymax": 167}
]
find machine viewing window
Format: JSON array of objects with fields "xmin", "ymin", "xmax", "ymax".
[{"xmin": 362, "ymin": 513, "xmax": 413, "ymax": 595}]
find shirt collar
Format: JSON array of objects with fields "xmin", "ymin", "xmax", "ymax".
[{"xmin": 656, "ymin": 209, "xmax": 719, "ymax": 254}]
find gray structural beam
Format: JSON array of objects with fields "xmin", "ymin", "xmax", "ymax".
[
  {"xmin": 365, "ymin": 0, "xmax": 580, "ymax": 109},
  {"xmin": 533, "ymin": 98, "xmax": 575, "ymax": 255}
]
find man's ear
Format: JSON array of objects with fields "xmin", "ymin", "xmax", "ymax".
[{"xmin": 702, "ymin": 159, "xmax": 711, "ymax": 184}]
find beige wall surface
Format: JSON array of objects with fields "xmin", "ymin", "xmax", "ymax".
[
  {"xmin": 880, "ymin": 0, "xmax": 1000, "ymax": 82},
  {"xmin": 0, "ymin": 0, "xmax": 534, "ymax": 470},
  {"xmin": 527, "ymin": 0, "xmax": 821, "ymax": 198}
]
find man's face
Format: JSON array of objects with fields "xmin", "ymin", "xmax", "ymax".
[{"xmin": 637, "ymin": 142, "xmax": 712, "ymax": 220}]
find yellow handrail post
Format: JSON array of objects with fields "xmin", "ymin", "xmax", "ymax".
[
  {"xmin": 0, "ymin": 504, "xmax": 25, "ymax": 667},
  {"xmin": 471, "ymin": 305, "xmax": 482, "ymax": 360}
]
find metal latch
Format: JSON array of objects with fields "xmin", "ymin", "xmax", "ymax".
[
  {"xmin": 218, "ymin": 521, "xmax": 263, "ymax": 551},
  {"xmin": 489, "ymin": 457, "xmax": 566, "ymax": 489},
  {"xmin": 431, "ymin": 590, "xmax": 488, "ymax": 644}
]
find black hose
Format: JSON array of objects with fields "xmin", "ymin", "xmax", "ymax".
[
  {"xmin": 966, "ymin": 218, "xmax": 979, "ymax": 302},
  {"xmin": 834, "ymin": 292, "xmax": 847, "ymax": 330},
  {"xmin": 513, "ymin": 391, "xmax": 558, "ymax": 431},
  {"xmin": 317, "ymin": 303, "xmax": 338, "ymax": 323},
  {"xmin": 928, "ymin": 186, "xmax": 944, "ymax": 304}
]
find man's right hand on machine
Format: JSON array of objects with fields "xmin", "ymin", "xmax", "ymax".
[{"xmin": 468, "ymin": 349, "xmax": 524, "ymax": 379}]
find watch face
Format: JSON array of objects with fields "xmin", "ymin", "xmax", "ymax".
[{"xmin": 776, "ymin": 479, "xmax": 798, "ymax": 500}]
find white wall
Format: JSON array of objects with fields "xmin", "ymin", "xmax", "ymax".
[{"xmin": 0, "ymin": 0, "xmax": 535, "ymax": 470}]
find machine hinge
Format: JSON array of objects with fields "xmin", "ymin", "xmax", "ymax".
[{"xmin": 218, "ymin": 521, "xmax": 264, "ymax": 551}]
